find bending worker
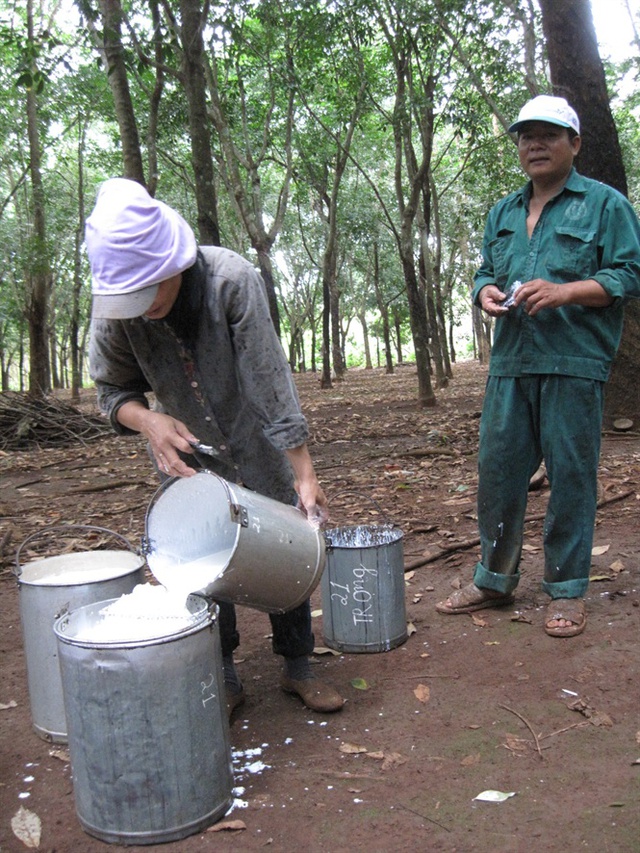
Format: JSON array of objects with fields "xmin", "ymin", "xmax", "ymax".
[{"xmin": 86, "ymin": 177, "xmax": 344, "ymax": 716}]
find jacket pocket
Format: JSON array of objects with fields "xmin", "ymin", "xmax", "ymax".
[
  {"xmin": 547, "ymin": 226, "xmax": 598, "ymax": 280},
  {"xmin": 488, "ymin": 227, "xmax": 517, "ymax": 287}
]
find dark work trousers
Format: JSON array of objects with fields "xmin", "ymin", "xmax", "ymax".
[
  {"xmin": 217, "ymin": 598, "xmax": 315, "ymax": 660},
  {"xmin": 472, "ymin": 375, "xmax": 604, "ymax": 600}
]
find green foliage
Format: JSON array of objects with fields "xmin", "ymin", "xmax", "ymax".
[{"xmin": 0, "ymin": 0, "xmax": 636, "ymax": 389}]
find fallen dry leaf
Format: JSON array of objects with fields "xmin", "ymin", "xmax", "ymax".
[
  {"xmin": 48, "ymin": 747, "xmax": 70, "ymax": 763},
  {"xmin": 471, "ymin": 614, "xmax": 488, "ymax": 627},
  {"xmin": 313, "ymin": 646, "xmax": 340, "ymax": 656},
  {"xmin": 414, "ymin": 684, "xmax": 430, "ymax": 703},
  {"xmin": 504, "ymin": 733, "xmax": 529, "ymax": 753},
  {"xmin": 591, "ymin": 544, "xmax": 611, "ymax": 556},
  {"xmin": 11, "ymin": 806, "xmax": 41, "ymax": 848},
  {"xmin": 207, "ymin": 819, "xmax": 246, "ymax": 832},
  {"xmin": 365, "ymin": 750, "xmax": 385, "ymax": 761},
  {"xmin": 510, "ymin": 613, "xmax": 533, "ymax": 624},
  {"xmin": 460, "ymin": 753, "xmax": 481, "ymax": 766},
  {"xmin": 609, "ymin": 560, "xmax": 625, "ymax": 573},
  {"xmin": 406, "ymin": 622, "xmax": 417, "ymax": 636},
  {"xmin": 381, "ymin": 752, "xmax": 407, "ymax": 770},
  {"xmin": 0, "ymin": 700, "xmax": 17, "ymax": 710},
  {"xmin": 568, "ymin": 698, "xmax": 614, "ymax": 727},
  {"xmin": 340, "ymin": 742, "xmax": 368, "ymax": 754}
]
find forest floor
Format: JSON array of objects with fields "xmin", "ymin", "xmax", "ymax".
[{"xmin": 1, "ymin": 360, "xmax": 639, "ymax": 853}]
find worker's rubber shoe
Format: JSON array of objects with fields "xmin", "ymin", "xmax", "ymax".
[
  {"xmin": 280, "ymin": 676, "xmax": 345, "ymax": 712},
  {"xmin": 225, "ymin": 685, "xmax": 246, "ymax": 720}
]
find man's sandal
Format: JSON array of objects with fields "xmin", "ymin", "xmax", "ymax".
[
  {"xmin": 435, "ymin": 583, "xmax": 515, "ymax": 615},
  {"xmin": 544, "ymin": 598, "xmax": 586, "ymax": 638}
]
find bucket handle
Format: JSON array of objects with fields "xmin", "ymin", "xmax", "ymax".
[{"xmin": 15, "ymin": 524, "xmax": 138, "ymax": 578}]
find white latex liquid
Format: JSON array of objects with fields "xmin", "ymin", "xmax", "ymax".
[
  {"xmin": 20, "ymin": 551, "xmax": 142, "ymax": 586},
  {"xmin": 70, "ymin": 584, "xmax": 200, "ymax": 642},
  {"xmin": 147, "ymin": 548, "xmax": 234, "ymax": 598}
]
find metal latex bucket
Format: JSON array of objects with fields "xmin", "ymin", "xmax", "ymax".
[
  {"xmin": 321, "ymin": 524, "xmax": 408, "ymax": 653},
  {"xmin": 143, "ymin": 470, "xmax": 325, "ymax": 613},
  {"xmin": 15, "ymin": 525, "xmax": 146, "ymax": 743},
  {"xmin": 54, "ymin": 595, "xmax": 233, "ymax": 846}
]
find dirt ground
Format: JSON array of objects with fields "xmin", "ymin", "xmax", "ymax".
[{"xmin": 1, "ymin": 361, "xmax": 639, "ymax": 853}]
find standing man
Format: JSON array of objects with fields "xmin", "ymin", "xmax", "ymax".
[
  {"xmin": 87, "ymin": 177, "xmax": 344, "ymax": 714},
  {"xmin": 436, "ymin": 95, "xmax": 640, "ymax": 636}
]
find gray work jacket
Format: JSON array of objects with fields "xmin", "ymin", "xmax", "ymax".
[{"xmin": 89, "ymin": 246, "xmax": 307, "ymax": 503}]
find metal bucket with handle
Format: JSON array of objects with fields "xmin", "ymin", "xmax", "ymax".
[
  {"xmin": 321, "ymin": 494, "xmax": 408, "ymax": 653},
  {"xmin": 15, "ymin": 524, "xmax": 146, "ymax": 742}
]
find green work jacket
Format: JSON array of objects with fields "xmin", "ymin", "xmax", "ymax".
[{"xmin": 473, "ymin": 168, "xmax": 640, "ymax": 381}]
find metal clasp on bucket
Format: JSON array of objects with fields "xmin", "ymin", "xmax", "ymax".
[{"xmin": 229, "ymin": 503, "xmax": 249, "ymax": 527}]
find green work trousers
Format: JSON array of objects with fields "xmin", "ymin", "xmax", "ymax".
[{"xmin": 473, "ymin": 375, "xmax": 604, "ymax": 600}]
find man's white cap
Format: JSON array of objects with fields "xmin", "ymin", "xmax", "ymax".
[
  {"xmin": 86, "ymin": 178, "xmax": 197, "ymax": 320},
  {"xmin": 508, "ymin": 95, "xmax": 580, "ymax": 135}
]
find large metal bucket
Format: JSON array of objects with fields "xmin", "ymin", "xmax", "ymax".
[
  {"xmin": 143, "ymin": 470, "xmax": 325, "ymax": 613},
  {"xmin": 321, "ymin": 524, "xmax": 408, "ymax": 653},
  {"xmin": 15, "ymin": 525, "xmax": 146, "ymax": 743},
  {"xmin": 54, "ymin": 595, "xmax": 233, "ymax": 846}
]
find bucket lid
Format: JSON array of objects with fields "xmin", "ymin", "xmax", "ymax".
[
  {"xmin": 144, "ymin": 472, "xmax": 240, "ymax": 596},
  {"xmin": 18, "ymin": 550, "xmax": 145, "ymax": 586}
]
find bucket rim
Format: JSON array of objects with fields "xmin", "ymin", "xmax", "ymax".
[
  {"xmin": 53, "ymin": 594, "xmax": 215, "ymax": 649},
  {"xmin": 17, "ymin": 550, "xmax": 146, "ymax": 587},
  {"xmin": 324, "ymin": 523, "xmax": 403, "ymax": 548},
  {"xmin": 15, "ymin": 524, "xmax": 139, "ymax": 578}
]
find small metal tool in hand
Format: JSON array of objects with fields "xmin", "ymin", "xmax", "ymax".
[{"xmin": 189, "ymin": 440, "xmax": 220, "ymax": 458}]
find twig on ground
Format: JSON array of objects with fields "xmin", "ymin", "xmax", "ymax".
[
  {"xmin": 377, "ymin": 673, "xmax": 460, "ymax": 680},
  {"xmin": 539, "ymin": 722, "xmax": 590, "ymax": 740},
  {"xmin": 404, "ymin": 489, "xmax": 635, "ymax": 571},
  {"xmin": 398, "ymin": 802, "xmax": 451, "ymax": 832},
  {"xmin": 499, "ymin": 703, "xmax": 543, "ymax": 759}
]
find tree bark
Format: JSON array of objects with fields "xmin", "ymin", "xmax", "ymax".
[
  {"xmin": 98, "ymin": 0, "xmax": 146, "ymax": 183},
  {"xmin": 538, "ymin": 0, "xmax": 627, "ymax": 195},
  {"xmin": 538, "ymin": 0, "xmax": 637, "ymax": 423},
  {"xmin": 25, "ymin": 0, "xmax": 51, "ymax": 395},
  {"xmin": 178, "ymin": 0, "xmax": 220, "ymax": 245}
]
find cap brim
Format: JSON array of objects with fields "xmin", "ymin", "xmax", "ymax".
[
  {"xmin": 91, "ymin": 283, "xmax": 159, "ymax": 320},
  {"xmin": 509, "ymin": 116, "xmax": 573, "ymax": 133}
]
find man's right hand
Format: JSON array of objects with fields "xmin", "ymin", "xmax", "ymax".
[{"xmin": 116, "ymin": 402, "xmax": 199, "ymax": 477}]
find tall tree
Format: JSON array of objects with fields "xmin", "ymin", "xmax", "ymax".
[
  {"xmin": 538, "ymin": 0, "xmax": 640, "ymax": 423},
  {"xmin": 24, "ymin": 0, "xmax": 52, "ymax": 394},
  {"xmin": 91, "ymin": 0, "xmax": 146, "ymax": 183},
  {"xmin": 176, "ymin": 0, "xmax": 220, "ymax": 244}
]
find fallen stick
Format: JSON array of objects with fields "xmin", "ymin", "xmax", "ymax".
[
  {"xmin": 67, "ymin": 480, "xmax": 143, "ymax": 494},
  {"xmin": 377, "ymin": 673, "xmax": 460, "ymax": 680},
  {"xmin": 398, "ymin": 803, "xmax": 451, "ymax": 832},
  {"xmin": 539, "ymin": 722, "xmax": 589, "ymax": 740},
  {"xmin": 403, "ymin": 489, "xmax": 635, "ymax": 571},
  {"xmin": 499, "ymin": 703, "xmax": 543, "ymax": 759}
]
